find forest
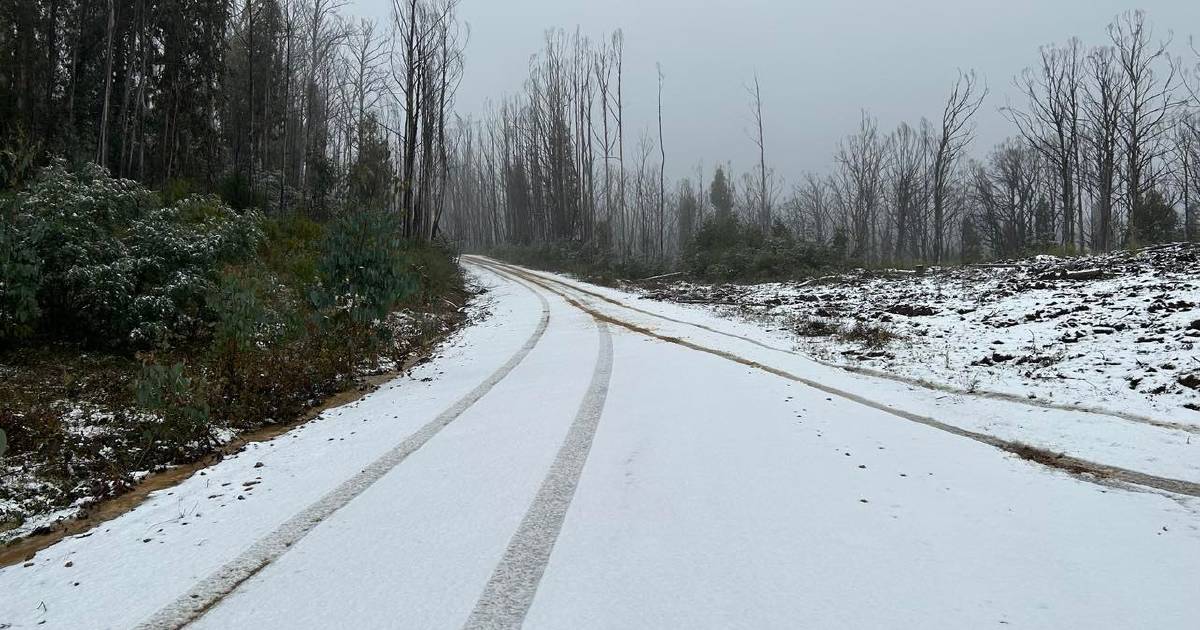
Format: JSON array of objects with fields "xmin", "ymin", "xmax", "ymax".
[
  {"xmin": 440, "ymin": 11, "xmax": 1199, "ymax": 280},
  {"xmin": 0, "ymin": 0, "xmax": 465, "ymax": 230},
  {"xmin": 2, "ymin": 6, "xmax": 1197, "ymax": 280},
  {"xmin": 0, "ymin": 0, "xmax": 467, "ymax": 531}
]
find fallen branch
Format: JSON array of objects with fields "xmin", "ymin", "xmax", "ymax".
[
  {"xmin": 672, "ymin": 298, "xmax": 743, "ymax": 306},
  {"xmin": 1039, "ymin": 268, "xmax": 1104, "ymax": 281},
  {"xmin": 636, "ymin": 271, "xmax": 685, "ymax": 283}
]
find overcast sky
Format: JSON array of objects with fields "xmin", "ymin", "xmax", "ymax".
[{"xmin": 351, "ymin": 0, "xmax": 1199, "ymax": 183}]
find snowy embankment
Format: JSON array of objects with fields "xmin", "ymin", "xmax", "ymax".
[
  {"xmin": 640, "ymin": 243, "xmax": 1200, "ymax": 426},
  {"xmin": 0, "ymin": 308, "xmax": 454, "ymax": 547}
]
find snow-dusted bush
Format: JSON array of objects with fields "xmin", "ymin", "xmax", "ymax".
[
  {"xmin": 312, "ymin": 209, "xmax": 417, "ymax": 328},
  {"xmin": 685, "ymin": 214, "xmax": 845, "ymax": 282},
  {"xmin": 6, "ymin": 161, "xmax": 263, "ymax": 349},
  {"xmin": 133, "ymin": 362, "xmax": 215, "ymax": 456}
]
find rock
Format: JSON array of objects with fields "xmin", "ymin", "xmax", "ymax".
[{"xmin": 886, "ymin": 303, "xmax": 938, "ymax": 317}]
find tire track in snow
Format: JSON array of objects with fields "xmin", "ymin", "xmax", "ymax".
[
  {"xmin": 135, "ymin": 272, "xmax": 551, "ymax": 630},
  {"xmin": 475, "ymin": 259, "xmax": 1200, "ymax": 499},
  {"xmin": 470, "ymin": 256, "xmax": 1197, "ymax": 436},
  {"xmin": 462, "ymin": 267, "xmax": 615, "ymax": 630}
]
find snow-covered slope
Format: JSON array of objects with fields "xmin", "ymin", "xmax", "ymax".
[{"xmin": 641, "ymin": 243, "xmax": 1200, "ymax": 424}]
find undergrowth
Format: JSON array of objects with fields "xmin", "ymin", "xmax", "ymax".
[{"xmin": 0, "ymin": 164, "xmax": 466, "ymax": 541}]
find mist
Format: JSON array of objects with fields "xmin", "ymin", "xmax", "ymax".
[{"xmin": 351, "ymin": 0, "xmax": 1200, "ymax": 181}]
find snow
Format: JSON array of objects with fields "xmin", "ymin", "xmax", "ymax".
[
  {"xmin": 1, "ymin": 260, "xmax": 1198, "ymax": 629},
  {"xmin": 0, "ymin": 273, "xmax": 543, "ymax": 629},
  {"xmin": 525, "ymin": 329, "xmax": 1198, "ymax": 630},
  {"xmin": 524, "ymin": 265, "xmax": 1200, "ymax": 485},
  {"xmin": 638, "ymin": 244, "xmax": 1200, "ymax": 425}
]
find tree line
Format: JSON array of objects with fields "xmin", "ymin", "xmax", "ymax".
[
  {"xmin": 0, "ymin": 0, "xmax": 464, "ymax": 240},
  {"xmin": 442, "ymin": 10, "xmax": 1200, "ymax": 269}
]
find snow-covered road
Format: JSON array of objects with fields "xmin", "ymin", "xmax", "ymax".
[{"xmin": 2, "ymin": 259, "xmax": 1198, "ymax": 629}]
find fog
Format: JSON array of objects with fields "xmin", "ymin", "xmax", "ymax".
[{"xmin": 351, "ymin": 0, "xmax": 1199, "ymax": 182}]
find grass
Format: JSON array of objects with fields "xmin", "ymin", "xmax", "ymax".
[
  {"xmin": 839, "ymin": 321, "xmax": 900, "ymax": 349},
  {"xmin": 794, "ymin": 316, "xmax": 900, "ymax": 350},
  {"xmin": 795, "ymin": 316, "xmax": 841, "ymax": 338}
]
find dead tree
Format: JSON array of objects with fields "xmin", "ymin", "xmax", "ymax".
[
  {"xmin": 1006, "ymin": 38, "xmax": 1085, "ymax": 249},
  {"xmin": 657, "ymin": 63, "xmax": 666, "ymax": 259},
  {"xmin": 931, "ymin": 71, "xmax": 987, "ymax": 263},
  {"xmin": 1109, "ymin": 10, "xmax": 1182, "ymax": 239},
  {"xmin": 885, "ymin": 122, "xmax": 928, "ymax": 263},
  {"xmin": 747, "ymin": 74, "xmax": 770, "ymax": 233},
  {"xmin": 1083, "ymin": 45, "xmax": 1127, "ymax": 251},
  {"xmin": 834, "ymin": 112, "xmax": 886, "ymax": 262}
]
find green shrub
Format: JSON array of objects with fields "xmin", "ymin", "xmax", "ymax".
[
  {"xmin": 1129, "ymin": 190, "xmax": 1178, "ymax": 246},
  {"xmin": 489, "ymin": 241, "xmax": 667, "ymax": 282},
  {"xmin": 6, "ymin": 162, "xmax": 263, "ymax": 349},
  {"xmin": 403, "ymin": 241, "xmax": 463, "ymax": 305},
  {"xmin": 313, "ymin": 210, "xmax": 417, "ymax": 327},
  {"xmin": 161, "ymin": 177, "xmax": 197, "ymax": 205},
  {"xmin": 133, "ymin": 362, "xmax": 215, "ymax": 456},
  {"xmin": 210, "ymin": 271, "xmax": 278, "ymax": 351},
  {"xmin": 684, "ymin": 215, "xmax": 842, "ymax": 282},
  {"xmin": 261, "ymin": 215, "xmax": 325, "ymax": 285},
  {"xmin": 0, "ymin": 133, "xmax": 41, "ymax": 189}
]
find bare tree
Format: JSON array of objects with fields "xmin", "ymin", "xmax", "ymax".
[
  {"xmin": 885, "ymin": 122, "xmax": 928, "ymax": 263},
  {"xmin": 931, "ymin": 71, "xmax": 988, "ymax": 262},
  {"xmin": 833, "ymin": 112, "xmax": 886, "ymax": 262},
  {"xmin": 613, "ymin": 30, "xmax": 626, "ymax": 256},
  {"xmin": 971, "ymin": 139, "xmax": 1041, "ymax": 256},
  {"xmin": 747, "ymin": 74, "xmax": 770, "ymax": 232},
  {"xmin": 1006, "ymin": 38, "xmax": 1085, "ymax": 249},
  {"xmin": 593, "ymin": 45, "xmax": 615, "ymax": 239},
  {"xmin": 347, "ymin": 19, "xmax": 389, "ymax": 160},
  {"xmin": 796, "ymin": 173, "xmax": 832, "ymax": 243},
  {"xmin": 655, "ymin": 63, "xmax": 667, "ymax": 259},
  {"xmin": 1109, "ymin": 10, "xmax": 1183, "ymax": 239},
  {"xmin": 1083, "ymin": 45, "xmax": 1128, "ymax": 251}
]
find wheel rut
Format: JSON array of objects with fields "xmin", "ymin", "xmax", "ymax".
[
  {"xmin": 468, "ymin": 258, "xmax": 1200, "ymax": 499},
  {"xmin": 136, "ymin": 274, "xmax": 553, "ymax": 630},
  {"xmin": 474, "ymin": 256, "xmax": 1196, "ymax": 436}
]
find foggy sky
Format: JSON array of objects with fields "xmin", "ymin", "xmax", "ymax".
[{"xmin": 351, "ymin": 0, "xmax": 1199, "ymax": 184}]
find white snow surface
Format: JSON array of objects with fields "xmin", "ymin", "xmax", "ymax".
[
  {"xmin": 639, "ymin": 246, "xmax": 1200, "ymax": 426},
  {"xmin": 0, "ymin": 261, "xmax": 1197, "ymax": 629}
]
